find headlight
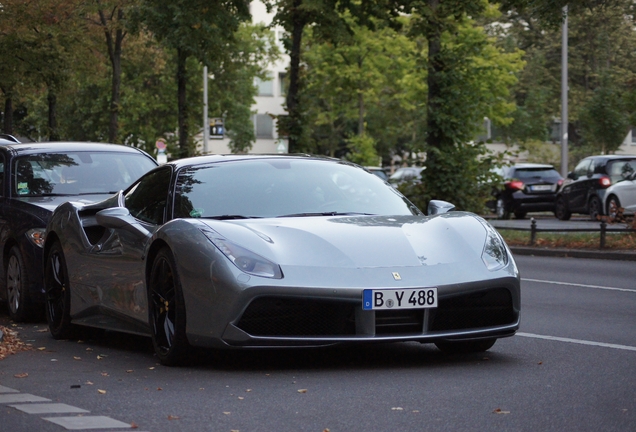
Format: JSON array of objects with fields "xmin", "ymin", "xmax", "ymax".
[
  {"xmin": 26, "ymin": 228, "xmax": 46, "ymax": 248},
  {"xmin": 200, "ymin": 228, "xmax": 283, "ymax": 279},
  {"xmin": 479, "ymin": 221, "xmax": 508, "ymax": 271}
]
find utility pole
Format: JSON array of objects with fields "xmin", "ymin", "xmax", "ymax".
[
  {"xmin": 561, "ymin": 6, "xmax": 569, "ymax": 177},
  {"xmin": 203, "ymin": 66, "xmax": 209, "ymax": 153}
]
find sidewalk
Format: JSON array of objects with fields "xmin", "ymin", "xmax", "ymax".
[{"xmin": 509, "ymin": 245, "xmax": 636, "ymax": 261}]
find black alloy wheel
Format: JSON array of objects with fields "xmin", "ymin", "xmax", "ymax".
[
  {"xmin": 45, "ymin": 242, "xmax": 78, "ymax": 339},
  {"xmin": 6, "ymin": 245, "xmax": 39, "ymax": 322},
  {"xmin": 513, "ymin": 210, "xmax": 527, "ymax": 219},
  {"xmin": 149, "ymin": 247, "xmax": 190, "ymax": 366},
  {"xmin": 607, "ymin": 195, "xmax": 621, "ymax": 219},
  {"xmin": 555, "ymin": 196, "xmax": 571, "ymax": 221},
  {"xmin": 496, "ymin": 198, "xmax": 510, "ymax": 220},
  {"xmin": 588, "ymin": 196, "xmax": 602, "ymax": 221},
  {"xmin": 434, "ymin": 338, "xmax": 497, "ymax": 354}
]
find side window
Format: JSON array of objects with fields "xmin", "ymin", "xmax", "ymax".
[
  {"xmin": 573, "ymin": 159, "xmax": 591, "ymax": 179},
  {"xmin": 124, "ymin": 167, "xmax": 171, "ymax": 225}
]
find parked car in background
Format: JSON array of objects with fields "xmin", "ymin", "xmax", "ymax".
[
  {"xmin": 0, "ymin": 142, "xmax": 158, "ymax": 322},
  {"xmin": 555, "ymin": 155, "xmax": 636, "ymax": 220},
  {"xmin": 603, "ymin": 165, "xmax": 636, "ymax": 217},
  {"xmin": 365, "ymin": 166, "xmax": 388, "ymax": 181},
  {"xmin": 43, "ymin": 154, "xmax": 519, "ymax": 366},
  {"xmin": 388, "ymin": 166, "xmax": 424, "ymax": 187},
  {"xmin": 488, "ymin": 163, "xmax": 563, "ymax": 219}
]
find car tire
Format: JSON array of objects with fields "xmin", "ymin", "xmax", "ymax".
[
  {"xmin": 148, "ymin": 247, "xmax": 190, "ymax": 366},
  {"xmin": 434, "ymin": 338, "xmax": 497, "ymax": 354},
  {"xmin": 45, "ymin": 242, "xmax": 79, "ymax": 339},
  {"xmin": 496, "ymin": 198, "xmax": 510, "ymax": 220},
  {"xmin": 555, "ymin": 196, "xmax": 571, "ymax": 221},
  {"xmin": 588, "ymin": 196, "xmax": 602, "ymax": 221},
  {"xmin": 513, "ymin": 211, "xmax": 527, "ymax": 219},
  {"xmin": 607, "ymin": 195, "xmax": 621, "ymax": 219},
  {"xmin": 6, "ymin": 245, "xmax": 40, "ymax": 322}
]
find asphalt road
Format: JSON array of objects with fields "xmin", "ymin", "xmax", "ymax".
[{"xmin": 0, "ymin": 255, "xmax": 634, "ymax": 432}]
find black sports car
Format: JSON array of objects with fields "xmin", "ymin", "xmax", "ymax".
[
  {"xmin": 0, "ymin": 142, "xmax": 158, "ymax": 321},
  {"xmin": 43, "ymin": 154, "xmax": 520, "ymax": 366}
]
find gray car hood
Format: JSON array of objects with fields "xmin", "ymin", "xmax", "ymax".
[{"xmin": 198, "ymin": 213, "xmax": 489, "ymax": 269}]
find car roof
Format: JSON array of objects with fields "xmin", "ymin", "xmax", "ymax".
[
  {"xmin": 166, "ymin": 153, "xmax": 341, "ymax": 170},
  {"xmin": 583, "ymin": 155, "xmax": 636, "ymax": 161},
  {"xmin": 0, "ymin": 141, "xmax": 151, "ymax": 156}
]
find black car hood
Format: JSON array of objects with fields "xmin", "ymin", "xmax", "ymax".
[{"xmin": 14, "ymin": 194, "xmax": 114, "ymax": 213}]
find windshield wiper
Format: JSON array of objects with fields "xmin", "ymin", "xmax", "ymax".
[
  {"xmin": 204, "ymin": 215, "xmax": 263, "ymax": 220},
  {"xmin": 277, "ymin": 212, "xmax": 375, "ymax": 218}
]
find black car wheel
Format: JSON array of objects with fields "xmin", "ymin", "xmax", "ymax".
[
  {"xmin": 588, "ymin": 196, "xmax": 602, "ymax": 221},
  {"xmin": 45, "ymin": 242, "xmax": 78, "ymax": 339},
  {"xmin": 607, "ymin": 195, "xmax": 621, "ymax": 219},
  {"xmin": 513, "ymin": 210, "xmax": 527, "ymax": 219},
  {"xmin": 496, "ymin": 198, "xmax": 510, "ymax": 220},
  {"xmin": 6, "ymin": 245, "xmax": 39, "ymax": 322},
  {"xmin": 149, "ymin": 247, "xmax": 190, "ymax": 366},
  {"xmin": 435, "ymin": 338, "xmax": 497, "ymax": 354},
  {"xmin": 555, "ymin": 196, "xmax": 571, "ymax": 221}
]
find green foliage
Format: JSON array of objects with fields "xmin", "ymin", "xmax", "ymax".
[
  {"xmin": 401, "ymin": 141, "xmax": 505, "ymax": 213},
  {"xmin": 345, "ymin": 133, "xmax": 379, "ymax": 166}
]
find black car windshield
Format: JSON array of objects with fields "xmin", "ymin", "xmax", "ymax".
[
  {"xmin": 174, "ymin": 159, "xmax": 420, "ymax": 219},
  {"xmin": 13, "ymin": 152, "xmax": 157, "ymax": 197}
]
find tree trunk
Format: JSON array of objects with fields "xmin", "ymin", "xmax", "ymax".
[
  {"xmin": 48, "ymin": 89, "xmax": 59, "ymax": 141},
  {"xmin": 100, "ymin": 7, "xmax": 125, "ymax": 144},
  {"xmin": 3, "ymin": 93, "xmax": 13, "ymax": 135},
  {"xmin": 177, "ymin": 48, "xmax": 189, "ymax": 157},
  {"xmin": 285, "ymin": 0, "xmax": 304, "ymax": 152},
  {"xmin": 426, "ymin": 0, "xmax": 444, "ymax": 152}
]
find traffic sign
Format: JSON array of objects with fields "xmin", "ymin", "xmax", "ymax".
[{"xmin": 210, "ymin": 118, "xmax": 224, "ymax": 139}]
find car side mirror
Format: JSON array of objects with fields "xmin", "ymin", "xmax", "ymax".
[
  {"xmin": 567, "ymin": 171, "xmax": 576, "ymax": 180},
  {"xmin": 428, "ymin": 200, "xmax": 456, "ymax": 215},
  {"xmin": 96, "ymin": 207, "xmax": 150, "ymax": 238}
]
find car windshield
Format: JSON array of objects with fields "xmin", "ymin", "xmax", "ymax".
[
  {"xmin": 13, "ymin": 152, "xmax": 157, "ymax": 197},
  {"xmin": 514, "ymin": 168, "xmax": 560, "ymax": 181},
  {"xmin": 174, "ymin": 159, "xmax": 420, "ymax": 219}
]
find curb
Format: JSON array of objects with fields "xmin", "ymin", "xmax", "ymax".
[{"xmin": 510, "ymin": 246, "xmax": 636, "ymax": 261}]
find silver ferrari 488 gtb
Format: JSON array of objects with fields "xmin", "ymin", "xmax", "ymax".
[{"xmin": 43, "ymin": 154, "xmax": 520, "ymax": 366}]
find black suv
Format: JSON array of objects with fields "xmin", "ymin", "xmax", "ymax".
[
  {"xmin": 489, "ymin": 163, "xmax": 563, "ymax": 219},
  {"xmin": 555, "ymin": 155, "xmax": 636, "ymax": 220}
]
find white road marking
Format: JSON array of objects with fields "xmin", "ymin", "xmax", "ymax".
[
  {"xmin": 43, "ymin": 415, "xmax": 133, "ymax": 430},
  {"xmin": 522, "ymin": 278, "xmax": 636, "ymax": 293},
  {"xmin": 9, "ymin": 403, "xmax": 89, "ymax": 414},
  {"xmin": 517, "ymin": 332, "xmax": 636, "ymax": 352}
]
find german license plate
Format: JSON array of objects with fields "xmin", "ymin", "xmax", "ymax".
[
  {"xmin": 362, "ymin": 288, "xmax": 438, "ymax": 310},
  {"xmin": 531, "ymin": 184, "xmax": 553, "ymax": 192}
]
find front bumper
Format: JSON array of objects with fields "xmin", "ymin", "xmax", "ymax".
[{"xmin": 219, "ymin": 286, "xmax": 520, "ymax": 347}]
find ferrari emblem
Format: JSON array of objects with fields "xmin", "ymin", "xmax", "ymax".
[{"xmin": 392, "ymin": 272, "xmax": 401, "ymax": 280}]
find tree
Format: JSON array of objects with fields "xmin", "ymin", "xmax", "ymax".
[{"xmin": 131, "ymin": 0, "xmax": 251, "ymax": 157}]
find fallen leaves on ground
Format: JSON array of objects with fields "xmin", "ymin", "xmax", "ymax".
[
  {"xmin": 97, "ymin": 389, "xmax": 107, "ymax": 394},
  {"xmin": 493, "ymin": 408, "xmax": 510, "ymax": 414},
  {"xmin": 297, "ymin": 389, "xmax": 307, "ymax": 393},
  {"xmin": 14, "ymin": 373, "xmax": 28, "ymax": 378},
  {"xmin": 167, "ymin": 415, "xmax": 180, "ymax": 420},
  {"xmin": 0, "ymin": 326, "xmax": 33, "ymax": 360}
]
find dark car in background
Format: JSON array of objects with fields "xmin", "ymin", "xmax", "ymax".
[
  {"xmin": 489, "ymin": 163, "xmax": 563, "ymax": 219},
  {"xmin": 0, "ymin": 134, "xmax": 20, "ymax": 144},
  {"xmin": 555, "ymin": 155, "xmax": 636, "ymax": 220},
  {"xmin": 0, "ymin": 142, "xmax": 158, "ymax": 322}
]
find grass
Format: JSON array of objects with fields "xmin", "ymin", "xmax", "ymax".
[{"xmin": 498, "ymin": 228, "xmax": 636, "ymax": 250}]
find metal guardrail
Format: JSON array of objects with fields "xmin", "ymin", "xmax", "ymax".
[{"xmin": 498, "ymin": 218, "xmax": 636, "ymax": 249}]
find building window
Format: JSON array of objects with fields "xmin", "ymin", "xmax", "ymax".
[
  {"xmin": 255, "ymin": 114, "xmax": 274, "ymax": 138},
  {"xmin": 255, "ymin": 74, "xmax": 273, "ymax": 96},
  {"xmin": 278, "ymin": 73, "xmax": 288, "ymax": 97}
]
